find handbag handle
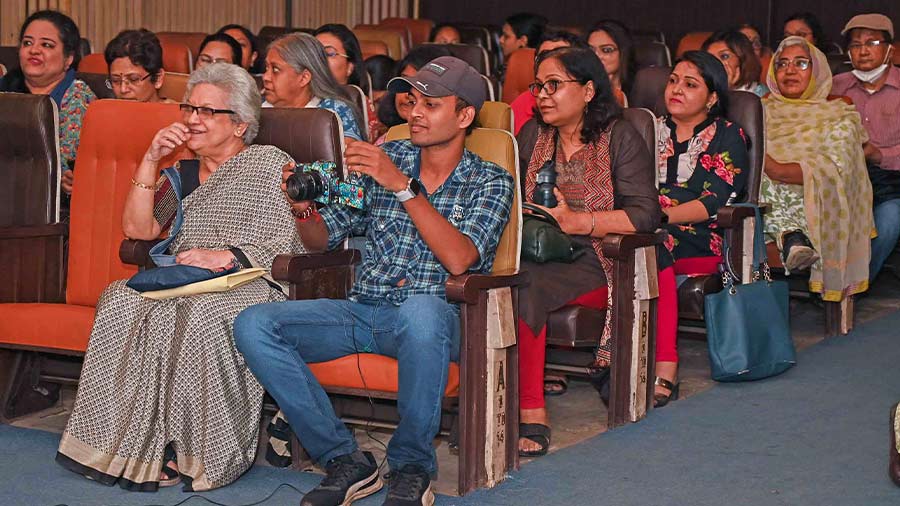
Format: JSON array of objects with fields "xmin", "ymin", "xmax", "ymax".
[
  {"xmin": 721, "ymin": 203, "xmax": 770, "ymax": 286},
  {"xmin": 522, "ymin": 202, "xmax": 562, "ymax": 229}
]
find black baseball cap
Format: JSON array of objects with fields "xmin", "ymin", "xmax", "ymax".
[{"xmin": 387, "ymin": 56, "xmax": 487, "ymax": 112}]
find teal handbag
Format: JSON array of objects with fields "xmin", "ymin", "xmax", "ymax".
[
  {"xmin": 520, "ymin": 203, "xmax": 586, "ymax": 263},
  {"xmin": 704, "ymin": 203, "xmax": 796, "ymax": 382}
]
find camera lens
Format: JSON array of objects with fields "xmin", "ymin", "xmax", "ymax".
[{"xmin": 286, "ymin": 171, "xmax": 326, "ymax": 201}]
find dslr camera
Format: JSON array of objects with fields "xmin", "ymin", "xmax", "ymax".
[{"xmin": 285, "ymin": 161, "xmax": 365, "ymax": 209}]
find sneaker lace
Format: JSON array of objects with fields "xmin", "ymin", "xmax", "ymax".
[
  {"xmin": 387, "ymin": 467, "xmax": 426, "ymax": 499},
  {"xmin": 320, "ymin": 457, "xmax": 360, "ymax": 489}
]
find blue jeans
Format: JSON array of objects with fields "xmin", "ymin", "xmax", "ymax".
[
  {"xmin": 234, "ymin": 295, "xmax": 460, "ymax": 475},
  {"xmin": 871, "ymin": 198, "xmax": 900, "ymax": 280}
]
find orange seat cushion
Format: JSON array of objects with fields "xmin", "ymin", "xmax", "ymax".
[
  {"xmin": 308, "ymin": 354, "xmax": 460, "ymax": 397},
  {"xmin": 0, "ymin": 303, "xmax": 95, "ymax": 353}
]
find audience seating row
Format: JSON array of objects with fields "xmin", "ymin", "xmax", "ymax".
[{"xmin": 78, "ymin": 40, "xmax": 193, "ymax": 74}]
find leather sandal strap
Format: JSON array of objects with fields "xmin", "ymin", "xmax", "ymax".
[{"xmin": 654, "ymin": 376, "xmax": 676, "ymax": 390}]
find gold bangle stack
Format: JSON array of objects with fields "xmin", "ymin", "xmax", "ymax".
[{"xmin": 130, "ymin": 178, "xmax": 158, "ymax": 191}]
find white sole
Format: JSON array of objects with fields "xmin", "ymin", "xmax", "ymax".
[{"xmin": 342, "ymin": 469, "xmax": 384, "ymax": 505}]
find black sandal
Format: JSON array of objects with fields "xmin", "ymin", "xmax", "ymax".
[
  {"xmin": 519, "ymin": 423, "xmax": 551, "ymax": 458},
  {"xmin": 160, "ymin": 445, "xmax": 181, "ymax": 488},
  {"xmin": 543, "ymin": 375, "xmax": 569, "ymax": 396},
  {"xmin": 653, "ymin": 377, "xmax": 680, "ymax": 408}
]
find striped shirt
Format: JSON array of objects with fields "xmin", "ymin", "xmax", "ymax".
[{"xmin": 320, "ymin": 139, "xmax": 515, "ymax": 304}]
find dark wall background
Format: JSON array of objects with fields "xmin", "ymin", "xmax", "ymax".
[{"xmin": 422, "ymin": 0, "xmax": 899, "ymax": 50}]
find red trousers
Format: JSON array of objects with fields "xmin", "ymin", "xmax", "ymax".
[{"xmin": 518, "ymin": 256, "xmax": 721, "ymax": 410}]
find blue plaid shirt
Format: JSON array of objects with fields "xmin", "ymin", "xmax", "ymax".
[{"xmin": 320, "ymin": 140, "xmax": 514, "ymax": 304}]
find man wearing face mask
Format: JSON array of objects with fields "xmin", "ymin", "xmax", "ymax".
[{"xmin": 832, "ymin": 14, "xmax": 900, "ymax": 280}]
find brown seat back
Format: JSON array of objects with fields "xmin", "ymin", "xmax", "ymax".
[
  {"xmin": 341, "ymin": 84, "xmax": 369, "ymax": 140},
  {"xmin": 160, "ymin": 72, "xmax": 190, "ymax": 102},
  {"xmin": 726, "ymin": 90, "xmax": 764, "ymax": 203},
  {"xmin": 477, "ymin": 101, "xmax": 513, "ymax": 132},
  {"xmin": 255, "ymin": 108, "xmax": 344, "ymax": 171},
  {"xmin": 501, "ymin": 48, "xmax": 536, "ymax": 103},
  {"xmin": 0, "ymin": 46, "xmax": 17, "ymax": 72},
  {"xmin": 431, "ymin": 43, "xmax": 490, "ymax": 75},
  {"xmin": 160, "ymin": 41, "xmax": 193, "ymax": 73},
  {"xmin": 155, "ymin": 32, "xmax": 206, "ymax": 64},
  {"xmin": 67, "ymin": 101, "xmax": 191, "ymax": 307},
  {"xmin": 676, "ymin": 31, "xmax": 713, "ymax": 58},
  {"xmin": 379, "ymin": 18, "xmax": 434, "ymax": 46},
  {"xmin": 77, "ymin": 53, "xmax": 108, "ymax": 74},
  {"xmin": 0, "ymin": 94, "xmax": 61, "ymax": 226},
  {"xmin": 629, "ymin": 65, "xmax": 670, "ymax": 116},
  {"xmin": 621, "ymin": 107, "xmax": 659, "ymax": 187},
  {"xmin": 75, "ymin": 72, "xmax": 115, "ymax": 99},
  {"xmin": 354, "ymin": 26, "xmax": 407, "ymax": 59},
  {"xmin": 360, "ymin": 40, "xmax": 390, "ymax": 60},
  {"xmin": 633, "ymin": 41, "xmax": 672, "ymax": 70}
]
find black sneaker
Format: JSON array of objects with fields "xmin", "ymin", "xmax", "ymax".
[
  {"xmin": 383, "ymin": 464, "xmax": 434, "ymax": 506},
  {"xmin": 301, "ymin": 451, "xmax": 383, "ymax": 506},
  {"xmin": 781, "ymin": 230, "xmax": 819, "ymax": 275}
]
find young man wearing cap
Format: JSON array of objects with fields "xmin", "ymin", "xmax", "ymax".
[
  {"xmin": 234, "ymin": 56, "xmax": 514, "ymax": 506},
  {"xmin": 832, "ymin": 14, "xmax": 900, "ymax": 280}
]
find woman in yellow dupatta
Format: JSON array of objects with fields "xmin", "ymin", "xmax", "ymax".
[{"xmin": 760, "ymin": 35, "xmax": 874, "ymax": 301}]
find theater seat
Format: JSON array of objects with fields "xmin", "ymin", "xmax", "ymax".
[
  {"xmin": 379, "ymin": 17, "xmax": 434, "ymax": 46},
  {"xmin": 477, "ymin": 101, "xmax": 513, "ymax": 132},
  {"xmin": 634, "ymin": 41, "xmax": 672, "ymax": 70},
  {"xmin": 155, "ymin": 32, "xmax": 206, "ymax": 63},
  {"xmin": 160, "ymin": 72, "xmax": 190, "ymax": 102},
  {"xmin": 354, "ymin": 26, "xmax": 407, "ymax": 59},
  {"xmin": 676, "ymin": 31, "xmax": 713, "ymax": 57},
  {"xmin": 0, "ymin": 46, "xmax": 17, "ymax": 73},
  {"xmin": 160, "ymin": 41, "xmax": 192, "ymax": 73},
  {"xmin": 77, "ymin": 53, "xmax": 108, "ymax": 74},
  {"xmin": 309, "ymin": 354, "xmax": 461, "ymax": 397},
  {"xmin": 75, "ymin": 72, "xmax": 115, "ymax": 99},
  {"xmin": 360, "ymin": 39, "xmax": 390, "ymax": 60},
  {"xmin": 0, "ymin": 101, "xmax": 191, "ymax": 422},
  {"xmin": 342, "ymin": 84, "xmax": 369, "ymax": 140}
]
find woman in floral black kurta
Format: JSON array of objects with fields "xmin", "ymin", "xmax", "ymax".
[{"xmin": 653, "ymin": 52, "xmax": 750, "ymax": 408}]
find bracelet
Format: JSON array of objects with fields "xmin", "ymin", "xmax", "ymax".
[
  {"xmin": 131, "ymin": 178, "xmax": 158, "ymax": 191},
  {"xmin": 588, "ymin": 211, "xmax": 596, "ymax": 235},
  {"xmin": 292, "ymin": 206, "xmax": 318, "ymax": 221}
]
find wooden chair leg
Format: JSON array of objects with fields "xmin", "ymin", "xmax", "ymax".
[
  {"xmin": 457, "ymin": 287, "xmax": 518, "ymax": 495},
  {"xmin": 0, "ymin": 350, "xmax": 60, "ymax": 423},
  {"xmin": 824, "ymin": 296, "xmax": 854, "ymax": 337}
]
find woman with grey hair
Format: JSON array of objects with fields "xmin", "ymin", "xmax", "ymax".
[
  {"xmin": 263, "ymin": 31, "xmax": 364, "ymax": 142},
  {"xmin": 56, "ymin": 63, "xmax": 304, "ymax": 491}
]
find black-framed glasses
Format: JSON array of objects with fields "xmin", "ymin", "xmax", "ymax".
[
  {"xmin": 529, "ymin": 79, "xmax": 580, "ymax": 97},
  {"xmin": 179, "ymin": 103, "xmax": 236, "ymax": 119},
  {"xmin": 323, "ymin": 46, "xmax": 349, "ymax": 59},
  {"xmin": 105, "ymin": 73, "xmax": 152, "ymax": 89},
  {"xmin": 773, "ymin": 58, "xmax": 812, "ymax": 71},
  {"xmin": 847, "ymin": 39, "xmax": 887, "ymax": 52}
]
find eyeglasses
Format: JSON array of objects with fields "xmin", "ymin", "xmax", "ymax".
[
  {"xmin": 847, "ymin": 39, "xmax": 887, "ymax": 52},
  {"xmin": 197, "ymin": 54, "xmax": 232, "ymax": 65},
  {"xmin": 529, "ymin": 79, "xmax": 580, "ymax": 97},
  {"xmin": 773, "ymin": 58, "xmax": 812, "ymax": 71},
  {"xmin": 323, "ymin": 46, "xmax": 349, "ymax": 59},
  {"xmin": 591, "ymin": 44, "xmax": 618, "ymax": 55},
  {"xmin": 179, "ymin": 103, "xmax": 236, "ymax": 119},
  {"xmin": 105, "ymin": 73, "xmax": 152, "ymax": 89}
]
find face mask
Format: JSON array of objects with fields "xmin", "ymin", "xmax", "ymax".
[{"xmin": 851, "ymin": 49, "xmax": 892, "ymax": 84}]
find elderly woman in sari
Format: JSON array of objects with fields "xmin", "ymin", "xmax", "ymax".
[
  {"xmin": 56, "ymin": 63, "xmax": 302, "ymax": 491},
  {"xmin": 761, "ymin": 36, "xmax": 873, "ymax": 299}
]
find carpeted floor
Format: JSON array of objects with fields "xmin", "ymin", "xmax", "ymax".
[{"xmin": 3, "ymin": 309, "xmax": 900, "ymax": 506}]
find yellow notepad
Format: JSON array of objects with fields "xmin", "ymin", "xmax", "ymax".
[{"xmin": 140, "ymin": 268, "xmax": 267, "ymax": 300}]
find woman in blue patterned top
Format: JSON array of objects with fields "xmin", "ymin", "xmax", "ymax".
[{"xmin": 261, "ymin": 31, "xmax": 364, "ymax": 143}]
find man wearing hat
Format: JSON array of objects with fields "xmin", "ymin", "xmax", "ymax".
[
  {"xmin": 833, "ymin": 14, "xmax": 900, "ymax": 280},
  {"xmin": 234, "ymin": 56, "xmax": 514, "ymax": 506}
]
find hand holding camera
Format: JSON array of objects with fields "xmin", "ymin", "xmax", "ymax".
[{"xmin": 344, "ymin": 139, "xmax": 408, "ymax": 193}]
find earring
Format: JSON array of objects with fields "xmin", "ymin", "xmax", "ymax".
[{"xmin": 706, "ymin": 103, "xmax": 713, "ymax": 112}]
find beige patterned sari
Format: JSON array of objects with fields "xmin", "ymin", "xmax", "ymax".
[
  {"xmin": 57, "ymin": 145, "xmax": 303, "ymax": 491},
  {"xmin": 760, "ymin": 37, "xmax": 874, "ymax": 301}
]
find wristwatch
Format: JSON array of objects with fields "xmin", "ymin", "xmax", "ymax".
[{"xmin": 394, "ymin": 177, "xmax": 421, "ymax": 202}]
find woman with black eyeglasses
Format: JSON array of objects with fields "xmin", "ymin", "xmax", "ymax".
[
  {"xmin": 515, "ymin": 46, "xmax": 660, "ymax": 458},
  {"xmin": 587, "ymin": 20, "xmax": 634, "ymax": 105},
  {"xmin": 104, "ymin": 29, "xmax": 171, "ymax": 103},
  {"xmin": 0, "ymin": 10, "xmax": 95, "ymax": 194},
  {"xmin": 57, "ymin": 63, "xmax": 304, "ymax": 492}
]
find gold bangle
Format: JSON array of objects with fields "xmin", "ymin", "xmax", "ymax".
[
  {"xmin": 131, "ymin": 178, "xmax": 157, "ymax": 191},
  {"xmin": 588, "ymin": 211, "xmax": 596, "ymax": 236}
]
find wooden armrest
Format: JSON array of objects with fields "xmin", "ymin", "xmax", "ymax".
[
  {"xmin": 446, "ymin": 271, "xmax": 528, "ymax": 304},
  {"xmin": 717, "ymin": 204, "xmax": 771, "ymax": 228},
  {"xmin": 119, "ymin": 239, "xmax": 161, "ymax": 266},
  {"xmin": 601, "ymin": 231, "xmax": 667, "ymax": 260},
  {"xmin": 272, "ymin": 249, "xmax": 361, "ymax": 283},
  {"xmin": 0, "ymin": 223, "xmax": 68, "ymax": 239}
]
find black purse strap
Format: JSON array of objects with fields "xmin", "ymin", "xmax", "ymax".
[
  {"xmin": 721, "ymin": 203, "xmax": 770, "ymax": 287},
  {"xmin": 522, "ymin": 202, "xmax": 562, "ymax": 229}
]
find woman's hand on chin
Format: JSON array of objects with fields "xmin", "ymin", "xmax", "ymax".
[
  {"xmin": 531, "ymin": 188, "xmax": 590, "ymax": 235},
  {"xmin": 175, "ymin": 249, "xmax": 235, "ymax": 271}
]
